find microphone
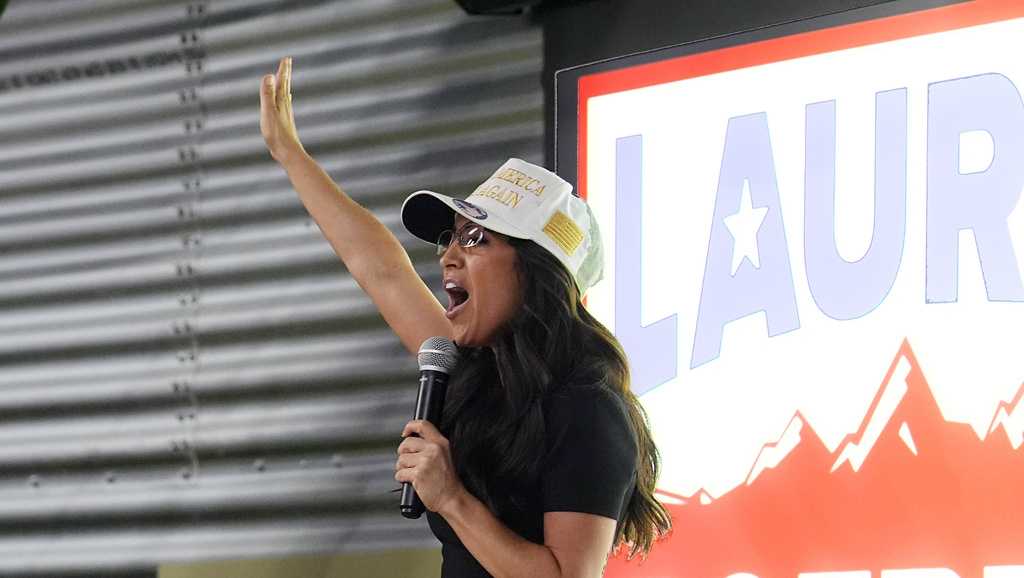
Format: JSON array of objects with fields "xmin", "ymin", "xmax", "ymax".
[{"xmin": 400, "ymin": 336, "xmax": 458, "ymax": 519}]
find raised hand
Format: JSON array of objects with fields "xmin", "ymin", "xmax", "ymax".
[
  {"xmin": 259, "ymin": 57, "xmax": 306, "ymax": 164},
  {"xmin": 256, "ymin": 56, "xmax": 452, "ymax": 357}
]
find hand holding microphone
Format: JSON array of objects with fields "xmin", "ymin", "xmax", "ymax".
[{"xmin": 397, "ymin": 337, "xmax": 459, "ymax": 519}]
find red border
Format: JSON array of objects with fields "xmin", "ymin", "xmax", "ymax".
[{"xmin": 577, "ymin": 0, "xmax": 1024, "ymax": 199}]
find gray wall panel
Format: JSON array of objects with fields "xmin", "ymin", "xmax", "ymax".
[{"xmin": 0, "ymin": 0, "xmax": 541, "ymax": 573}]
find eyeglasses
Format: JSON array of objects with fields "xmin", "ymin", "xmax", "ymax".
[{"xmin": 436, "ymin": 222, "xmax": 486, "ymax": 256}]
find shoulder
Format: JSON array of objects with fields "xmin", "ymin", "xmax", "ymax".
[
  {"xmin": 543, "ymin": 383, "xmax": 637, "ymax": 454},
  {"xmin": 545, "ymin": 382, "xmax": 628, "ymax": 417},
  {"xmin": 539, "ymin": 382, "xmax": 639, "ymax": 518}
]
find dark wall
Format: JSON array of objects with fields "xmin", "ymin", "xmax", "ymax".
[{"xmin": 535, "ymin": 0, "xmax": 905, "ymax": 167}]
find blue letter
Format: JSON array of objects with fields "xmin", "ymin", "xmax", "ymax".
[
  {"xmin": 691, "ymin": 113, "xmax": 800, "ymax": 369},
  {"xmin": 615, "ymin": 135, "xmax": 678, "ymax": 394},
  {"xmin": 927, "ymin": 73, "xmax": 1024, "ymax": 302},
  {"xmin": 805, "ymin": 89, "xmax": 908, "ymax": 319}
]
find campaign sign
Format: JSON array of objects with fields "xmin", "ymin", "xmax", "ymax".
[{"xmin": 572, "ymin": 1, "xmax": 1024, "ymax": 576}]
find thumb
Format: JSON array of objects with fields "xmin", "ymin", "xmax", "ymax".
[
  {"xmin": 261, "ymin": 75, "xmax": 276, "ymax": 106},
  {"xmin": 259, "ymin": 75, "xmax": 278, "ymax": 141}
]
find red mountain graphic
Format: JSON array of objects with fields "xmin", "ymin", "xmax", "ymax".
[{"xmin": 608, "ymin": 340, "xmax": 1024, "ymax": 578}]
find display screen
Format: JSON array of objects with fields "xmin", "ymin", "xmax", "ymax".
[{"xmin": 557, "ymin": 1, "xmax": 1024, "ymax": 576}]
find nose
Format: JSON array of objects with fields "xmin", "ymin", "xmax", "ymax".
[{"xmin": 439, "ymin": 239, "xmax": 464, "ymax": 268}]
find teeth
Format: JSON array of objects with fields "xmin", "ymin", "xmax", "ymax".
[{"xmin": 445, "ymin": 281, "xmax": 458, "ymax": 290}]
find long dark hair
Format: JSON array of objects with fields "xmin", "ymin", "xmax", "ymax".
[{"xmin": 440, "ymin": 237, "xmax": 671, "ymax": 558}]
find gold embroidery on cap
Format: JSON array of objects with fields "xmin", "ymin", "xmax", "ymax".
[
  {"xmin": 543, "ymin": 211, "xmax": 584, "ymax": 255},
  {"xmin": 470, "ymin": 184, "xmax": 522, "ymax": 208},
  {"xmin": 494, "ymin": 168, "xmax": 546, "ymax": 197}
]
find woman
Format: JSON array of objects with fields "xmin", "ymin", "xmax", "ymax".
[{"xmin": 260, "ymin": 57, "xmax": 670, "ymax": 578}]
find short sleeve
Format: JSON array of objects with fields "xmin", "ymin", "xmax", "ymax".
[{"xmin": 541, "ymin": 387, "xmax": 638, "ymax": 520}]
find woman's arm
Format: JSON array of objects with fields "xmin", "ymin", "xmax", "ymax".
[
  {"xmin": 443, "ymin": 493, "xmax": 616, "ymax": 578},
  {"xmin": 397, "ymin": 420, "xmax": 616, "ymax": 578},
  {"xmin": 260, "ymin": 58, "xmax": 451, "ymax": 354}
]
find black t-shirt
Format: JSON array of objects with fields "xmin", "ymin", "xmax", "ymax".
[{"xmin": 427, "ymin": 385, "xmax": 638, "ymax": 577}]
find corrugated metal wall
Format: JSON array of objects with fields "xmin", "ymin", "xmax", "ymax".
[{"xmin": 0, "ymin": 0, "xmax": 542, "ymax": 574}]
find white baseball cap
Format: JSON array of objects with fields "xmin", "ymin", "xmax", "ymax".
[{"xmin": 401, "ymin": 158, "xmax": 604, "ymax": 295}]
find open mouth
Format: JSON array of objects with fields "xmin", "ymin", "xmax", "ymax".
[{"xmin": 444, "ymin": 280, "xmax": 470, "ymax": 318}]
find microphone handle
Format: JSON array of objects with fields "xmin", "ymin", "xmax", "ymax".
[{"xmin": 400, "ymin": 369, "xmax": 449, "ymax": 519}]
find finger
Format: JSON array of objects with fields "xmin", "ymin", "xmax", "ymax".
[
  {"xmin": 284, "ymin": 57, "xmax": 293, "ymax": 97},
  {"xmin": 282, "ymin": 59, "xmax": 295, "ymax": 118},
  {"xmin": 396, "ymin": 453, "xmax": 422, "ymax": 470},
  {"xmin": 395, "ymin": 468, "xmax": 414, "ymax": 484},
  {"xmin": 276, "ymin": 58, "xmax": 287, "ymax": 95},
  {"xmin": 259, "ymin": 76, "xmax": 277, "ymax": 141},
  {"xmin": 282, "ymin": 83, "xmax": 294, "ymax": 119},
  {"xmin": 401, "ymin": 420, "xmax": 423, "ymax": 438},
  {"xmin": 276, "ymin": 58, "xmax": 291, "ymax": 107},
  {"xmin": 403, "ymin": 420, "xmax": 444, "ymax": 443},
  {"xmin": 260, "ymin": 75, "xmax": 276, "ymax": 112},
  {"xmin": 398, "ymin": 436, "xmax": 427, "ymax": 454}
]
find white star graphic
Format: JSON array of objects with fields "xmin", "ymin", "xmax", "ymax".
[{"xmin": 723, "ymin": 180, "xmax": 769, "ymax": 276}]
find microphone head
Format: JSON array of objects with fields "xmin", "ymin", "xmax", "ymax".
[{"xmin": 417, "ymin": 337, "xmax": 458, "ymax": 374}]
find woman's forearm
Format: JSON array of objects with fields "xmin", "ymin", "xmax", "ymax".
[
  {"xmin": 278, "ymin": 151, "xmax": 451, "ymax": 353},
  {"xmin": 440, "ymin": 490, "xmax": 564, "ymax": 578},
  {"xmin": 280, "ymin": 151, "xmax": 413, "ymax": 282},
  {"xmin": 261, "ymin": 58, "xmax": 450, "ymax": 354}
]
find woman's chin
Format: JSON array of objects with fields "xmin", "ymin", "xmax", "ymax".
[
  {"xmin": 454, "ymin": 335, "xmax": 479, "ymax": 348},
  {"xmin": 451, "ymin": 326, "xmax": 472, "ymax": 348},
  {"xmin": 452, "ymin": 328, "xmax": 490, "ymax": 349},
  {"xmin": 451, "ymin": 315, "xmax": 500, "ymax": 348}
]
